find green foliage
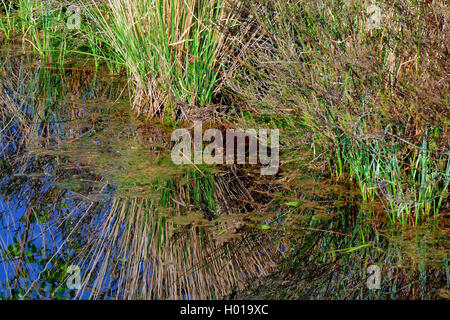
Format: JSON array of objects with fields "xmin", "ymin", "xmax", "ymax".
[
  {"xmin": 228, "ymin": 0, "xmax": 449, "ymax": 224},
  {"xmin": 83, "ymin": 0, "xmax": 237, "ymax": 116}
]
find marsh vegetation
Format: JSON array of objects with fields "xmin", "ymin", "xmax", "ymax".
[{"xmin": 0, "ymin": 0, "xmax": 448, "ymax": 299}]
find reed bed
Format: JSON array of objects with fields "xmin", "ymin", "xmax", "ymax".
[
  {"xmin": 227, "ymin": 0, "xmax": 449, "ymax": 224},
  {"xmin": 82, "ymin": 0, "xmax": 238, "ymax": 117},
  {"xmin": 1, "ymin": 0, "xmax": 448, "ymax": 301}
]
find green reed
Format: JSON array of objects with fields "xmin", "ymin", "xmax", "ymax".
[{"xmin": 83, "ymin": 0, "xmax": 236, "ymax": 117}]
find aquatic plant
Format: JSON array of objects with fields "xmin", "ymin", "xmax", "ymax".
[
  {"xmin": 227, "ymin": 0, "xmax": 449, "ymax": 224},
  {"xmin": 83, "ymin": 0, "xmax": 238, "ymax": 118}
]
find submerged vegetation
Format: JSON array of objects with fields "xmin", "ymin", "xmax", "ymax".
[{"xmin": 0, "ymin": 0, "xmax": 448, "ymax": 299}]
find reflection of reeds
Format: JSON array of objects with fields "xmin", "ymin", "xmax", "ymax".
[
  {"xmin": 1, "ymin": 57, "xmax": 279, "ymax": 299},
  {"xmin": 0, "ymin": 53, "xmax": 125, "ymax": 150},
  {"xmin": 75, "ymin": 196, "xmax": 276, "ymax": 299},
  {"xmin": 236, "ymin": 205, "xmax": 449, "ymax": 300}
]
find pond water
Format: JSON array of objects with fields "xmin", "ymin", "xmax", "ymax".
[{"xmin": 0, "ymin": 48, "xmax": 448, "ymax": 299}]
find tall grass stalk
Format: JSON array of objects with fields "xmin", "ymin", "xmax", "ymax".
[
  {"xmin": 0, "ymin": 0, "xmax": 16, "ymax": 40},
  {"xmin": 85, "ymin": 0, "xmax": 236, "ymax": 117}
]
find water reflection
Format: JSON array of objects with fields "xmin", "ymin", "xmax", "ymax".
[
  {"xmin": 0, "ymin": 51, "xmax": 280, "ymax": 299},
  {"xmin": 0, "ymin": 49, "xmax": 448, "ymax": 300}
]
